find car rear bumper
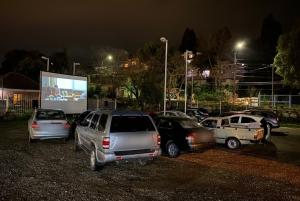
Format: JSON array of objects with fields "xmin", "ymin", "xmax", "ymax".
[
  {"xmin": 188, "ymin": 142, "xmax": 216, "ymax": 152},
  {"xmin": 272, "ymin": 123, "xmax": 280, "ymax": 128},
  {"xmin": 96, "ymin": 148, "xmax": 162, "ymax": 163},
  {"xmin": 30, "ymin": 129, "xmax": 69, "ymax": 139}
]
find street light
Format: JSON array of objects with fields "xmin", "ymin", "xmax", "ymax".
[
  {"xmin": 73, "ymin": 62, "xmax": 80, "ymax": 75},
  {"xmin": 160, "ymin": 37, "xmax": 168, "ymax": 116},
  {"xmin": 102, "ymin": 55, "xmax": 112, "ymax": 67},
  {"xmin": 41, "ymin": 56, "xmax": 49, "ymax": 71},
  {"xmin": 191, "ymin": 69, "xmax": 194, "ymax": 107},
  {"xmin": 185, "ymin": 50, "xmax": 193, "ymax": 113},
  {"xmin": 233, "ymin": 42, "xmax": 243, "ymax": 105}
]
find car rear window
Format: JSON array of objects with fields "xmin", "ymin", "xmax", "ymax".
[
  {"xmin": 179, "ymin": 120, "xmax": 202, "ymax": 128},
  {"xmin": 36, "ymin": 110, "xmax": 65, "ymax": 119},
  {"xmin": 110, "ymin": 116, "xmax": 156, "ymax": 132}
]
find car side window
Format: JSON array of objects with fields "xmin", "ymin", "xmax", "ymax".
[
  {"xmin": 241, "ymin": 117, "xmax": 256, "ymax": 123},
  {"xmin": 201, "ymin": 120, "xmax": 215, "ymax": 128},
  {"xmin": 158, "ymin": 119, "xmax": 173, "ymax": 129},
  {"xmin": 89, "ymin": 114, "xmax": 100, "ymax": 129},
  {"xmin": 83, "ymin": 113, "xmax": 93, "ymax": 127},
  {"xmin": 230, "ymin": 117, "xmax": 240, "ymax": 123},
  {"xmin": 78, "ymin": 111, "xmax": 90, "ymax": 121},
  {"xmin": 167, "ymin": 112, "xmax": 176, "ymax": 117},
  {"xmin": 98, "ymin": 114, "xmax": 108, "ymax": 132}
]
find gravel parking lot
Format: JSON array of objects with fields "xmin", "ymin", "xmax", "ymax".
[{"xmin": 1, "ymin": 123, "xmax": 300, "ymax": 200}]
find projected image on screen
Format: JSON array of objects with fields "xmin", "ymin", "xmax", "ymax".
[{"xmin": 41, "ymin": 72, "xmax": 87, "ymax": 114}]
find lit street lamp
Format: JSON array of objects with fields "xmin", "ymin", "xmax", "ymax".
[
  {"xmin": 185, "ymin": 50, "xmax": 193, "ymax": 113},
  {"xmin": 102, "ymin": 55, "xmax": 112, "ymax": 67},
  {"xmin": 73, "ymin": 62, "xmax": 80, "ymax": 75},
  {"xmin": 160, "ymin": 37, "xmax": 168, "ymax": 116},
  {"xmin": 41, "ymin": 56, "xmax": 49, "ymax": 71},
  {"xmin": 233, "ymin": 43, "xmax": 243, "ymax": 105}
]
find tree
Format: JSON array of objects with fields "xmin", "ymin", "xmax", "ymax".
[
  {"xmin": 274, "ymin": 22, "xmax": 300, "ymax": 88},
  {"xmin": 179, "ymin": 28, "xmax": 198, "ymax": 53},
  {"xmin": 0, "ymin": 49, "xmax": 28, "ymax": 74},
  {"xmin": 49, "ymin": 48, "xmax": 72, "ymax": 74},
  {"xmin": 17, "ymin": 56, "xmax": 46, "ymax": 82}
]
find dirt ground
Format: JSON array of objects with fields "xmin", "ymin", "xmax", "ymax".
[{"xmin": 1, "ymin": 122, "xmax": 300, "ymax": 200}]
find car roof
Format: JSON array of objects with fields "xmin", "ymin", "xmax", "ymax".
[
  {"xmin": 94, "ymin": 109, "xmax": 149, "ymax": 116},
  {"xmin": 228, "ymin": 114, "xmax": 263, "ymax": 119},
  {"xmin": 37, "ymin": 108, "xmax": 63, "ymax": 111},
  {"xmin": 157, "ymin": 116, "xmax": 191, "ymax": 121},
  {"xmin": 205, "ymin": 117, "xmax": 227, "ymax": 120}
]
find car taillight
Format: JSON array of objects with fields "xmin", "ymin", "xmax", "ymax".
[
  {"xmin": 276, "ymin": 117, "xmax": 278, "ymax": 122},
  {"xmin": 185, "ymin": 134, "xmax": 195, "ymax": 143},
  {"xmin": 212, "ymin": 132, "xmax": 215, "ymax": 138},
  {"xmin": 32, "ymin": 121, "xmax": 39, "ymax": 129},
  {"xmin": 254, "ymin": 134, "xmax": 257, "ymax": 139},
  {"xmin": 157, "ymin": 134, "xmax": 161, "ymax": 145},
  {"xmin": 103, "ymin": 137, "xmax": 110, "ymax": 149},
  {"xmin": 64, "ymin": 121, "xmax": 70, "ymax": 128},
  {"xmin": 204, "ymin": 116, "xmax": 208, "ymax": 119}
]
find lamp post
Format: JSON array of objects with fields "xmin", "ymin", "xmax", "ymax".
[
  {"xmin": 73, "ymin": 62, "xmax": 80, "ymax": 75},
  {"xmin": 185, "ymin": 50, "xmax": 193, "ymax": 113},
  {"xmin": 41, "ymin": 56, "xmax": 49, "ymax": 71},
  {"xmin": 233, "ymin": 43, "xmax": 243, "ymax": 105},
  {"xmin": 102, "ymin": 55, "xmax": 112, "ymax": 67},
  {"xmin": 191, "ymin": 69, "xmax": 193, "ymax": 107},
  {"xmin": 160, "ymin": 37, "xmax": 168, "ymax": 116}
]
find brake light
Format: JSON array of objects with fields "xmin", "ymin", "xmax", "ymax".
[
  {"xmin": 276, "ymin": 117, "xmax": 278, "ymax": 122},
  {"xmin": 32, "ymin": 121, "xmax": 39, "ymax": 129},
  {"xmin": 157, "ymin": 134, "xmax": 161, "ymax": 145},
  {"xmin": 204, "ymin": 116, "xmax": 208, "ymax": 119},
  {"xmin": 64, "ymin": 121, "xmax": 70, "ymax": 128},
  {"xmin": 185, "ymin": 134, "xmax": 195, "ymax": 143},
  {"xmin": 212, "ymin": 132, "xmax": 215, "ymax": 138},
  {"xmin": 103, "ymin": 137, "xmax": 110, "ymax": 149},
  {"xmin": 254, "ymin": 134, "xmax": 257, "ymax": 139}
]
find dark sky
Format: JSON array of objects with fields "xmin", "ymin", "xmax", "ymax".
[{"xmin": 0, "ymin": 0, "xmax": 299, "ymax": 65}]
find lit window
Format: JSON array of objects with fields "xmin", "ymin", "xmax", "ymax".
[
  {"xmin": 125, "ymin": 64, "xmax": 128, "ymax": 68},
  {"xmin": 14, "ymin": 94, "xmax": 21, "ymax": 104},
  {"xmin": 189, "ymin": 54, "xmax": 193, "ymax": 58}
]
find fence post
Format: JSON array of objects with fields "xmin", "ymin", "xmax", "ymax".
[
  {"xmin": 115, "ymin": 98, "xmax": 117, "ymax": 110},
  {"xmin": 289, "ymin": 94, "xmax": 291, "ymax": 109},
  {"xmin": 258, "ymin": 92, "xmax": 261, "ymax": 107},
  {"xmin": 274, "ymin": 95, "xmax": 276, "ymax": 108},
  {"xmin": 6, "ymin": 95, "xmax": 9, "ymax": 112}
]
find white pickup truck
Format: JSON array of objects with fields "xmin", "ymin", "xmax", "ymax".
[{"xmin": 200, "ymin": 117, "xmax": 264, "ymax": 149}]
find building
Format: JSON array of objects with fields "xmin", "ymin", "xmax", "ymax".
[{"xmin": 0, "ymin": 72, "xmax": 39, "ymax": 107}]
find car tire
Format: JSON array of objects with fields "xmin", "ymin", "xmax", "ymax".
[
  {"xmin": 138, "ymin": 159, "xmax": 147, "ymax": 166},
  {"xmin": 90, "ymin": 149, "xmax": 100, "ymax": 171},
  {"xmin": 28, "ymin": 132, "xmax": 36, "ymax": 143},
  {"xmin": 166, "ymin": 142, "xmax": 180, "ymax": 158},
  {"xmin": 74, "ymin": 132, "xmax": 81, "ymax": 151},
  {"xmin": 226, "ymin": 138, "xmax": 240, "ymax": 150}
]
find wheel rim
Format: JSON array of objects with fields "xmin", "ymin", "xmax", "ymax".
[
  {"xmin": 228, "ymin": 139, "xmax": 237, "ymax": 149},
  {"xmin": 168, "ymin": 144, "xmax": 178, "ymax": 156},
  {"xmin": 91, "ymin": 151, "xmax": 95, "ymax": 168}
]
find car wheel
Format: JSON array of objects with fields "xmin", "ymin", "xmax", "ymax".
[
  {"xmin": 226, "ymin": 138, "xmax": 240, "ymax": 150},
  {"xmin": 167, "ymin": 142, "xmax": 179, "ymax": 158},
  {"xmin": 138, "ymin": 159, "xmax": 147, "ymax": 166},
  {"xmin": 90, "ymin": 149, "xmax": 100, "ymax": 171},
  {"xmin": 74, "ymin": 132, "xmax": 81, "ymax": 151},
  {"xmin": 28, "ymin": 132, "xmax": 36, "ymax": 143}
]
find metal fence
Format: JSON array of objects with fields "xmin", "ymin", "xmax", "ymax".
[
  {"xmin": 258, "ymin": 94, "xmax": 300, "ymax": 109},
  {"xmin": 0, "ymin": 95, "xmax": 39, "ymax": 115}
]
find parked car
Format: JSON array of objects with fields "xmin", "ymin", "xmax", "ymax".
[
  {"xmin": 245, "ymin": 110, "xmax": 280, "ymax": 130},
  {"xmin": 228, "ymin": 114, "xmax": 270, "ymax": 139},
  {"xmin": 70, "ymin": 110, "xmax": 92, "ymax": 136},
  {"xmin": 200, "ymin": 117, "xmax": 264, "ymax": 149},
  {"xmin": 157, "ymin": 110, "xmax": 191, "ymax": 119},
  {"xmin": 28, "ymin": 109, "xmax": 70, "ymax": 143},
  {"xmin": 176, "ymin": 109, "xmax": 203, "ymax": 122},
  {"xmin": 75, "ymin": 110, "xmax": 162, "ymax": 171},
  {"xmin": 188, "ymin": 107, "xmax": 209, "ymax": 118},
  {"xmin": 155, "ymin": 116, "xmax": 216, "ymax": 158},
  {"xmin": 218, "ymin": 111, "xmax": 246, "ymax": 117}
]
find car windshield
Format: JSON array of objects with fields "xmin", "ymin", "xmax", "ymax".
[
  {"xmin": 36, "ymin": 110, "xmax": 66, "ymax": 119},
  {"xmin": 178, "ymin": 120, "xmax": 202, "ymax": 129},
  {"xmin": 110, "ymin": 116, "xmax": 156, "ymax": 132},
  {"xmin": 177, "ymin": 112, "xmax": 191, "ymax": 118}
]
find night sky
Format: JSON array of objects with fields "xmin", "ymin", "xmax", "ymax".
[{"xmin": 0, "ymin": 0, "xmax": 299, "ymax": 65}]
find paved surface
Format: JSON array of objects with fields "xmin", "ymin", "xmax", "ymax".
[{"xmin": 1, "ymin": 124, "xmax": 300, "ymax": 200}]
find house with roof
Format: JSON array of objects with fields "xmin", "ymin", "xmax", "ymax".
[{"xmin": 0, "ymin": 72, "xmax": 39, "ymax": 109}]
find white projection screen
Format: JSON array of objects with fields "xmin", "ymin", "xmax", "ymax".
[{"xmin": 40, "ymin": 71, "xmax": 87, "ymax": 114}]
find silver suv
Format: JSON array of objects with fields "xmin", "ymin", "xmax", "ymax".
[{"xmin": 75, "ymin": 110, "xmax": 162, "ymax": 171}]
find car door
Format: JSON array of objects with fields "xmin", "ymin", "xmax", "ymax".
[
  {"xmin": 79, "ymin": 113, "xmax": 94, "ymax": 147},
  {"xmin": 229, "ymin": 116, "xmax": 240, "ymax": 126},
  {"xmin": 85, "ymin": 114, "xmax": 100, "ymax": 150},
  {"xmin": 157, "ymin": 118, "xmax": 174, "ymax": 149},
  {"xmin": 200, "ymin": 119, "xmax": 223, "ymax": 143}
]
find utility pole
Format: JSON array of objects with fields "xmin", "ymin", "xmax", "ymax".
[
  {"xmin": 73, "ymin": 62, "xmax": 80, "ymax": 75},
  {"xmin": 272, "ymin": 64, "xmax": 274, "ymax": 110},
  {"xmin": 160, "ymin": 37, "xmax": 168, "ymax": 116},
  {"xmin": 191, "ymin": 70, "xmax": 193, "ymax": 107},
  {"xmin": 185, "ymin": 50, "xmax": 193, "ymax": 113},
  {"xmin": 233, "ymin": 52, "xmax": 237, "ymax": 105}
]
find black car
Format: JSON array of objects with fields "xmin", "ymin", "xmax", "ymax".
[
  {"xmin": 155, "ymin": 117, "xmax": 216, "ymax": 158},
  {"xmin": 70, "ymin": 110, "xmax": 92, "ymax": 137}
]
